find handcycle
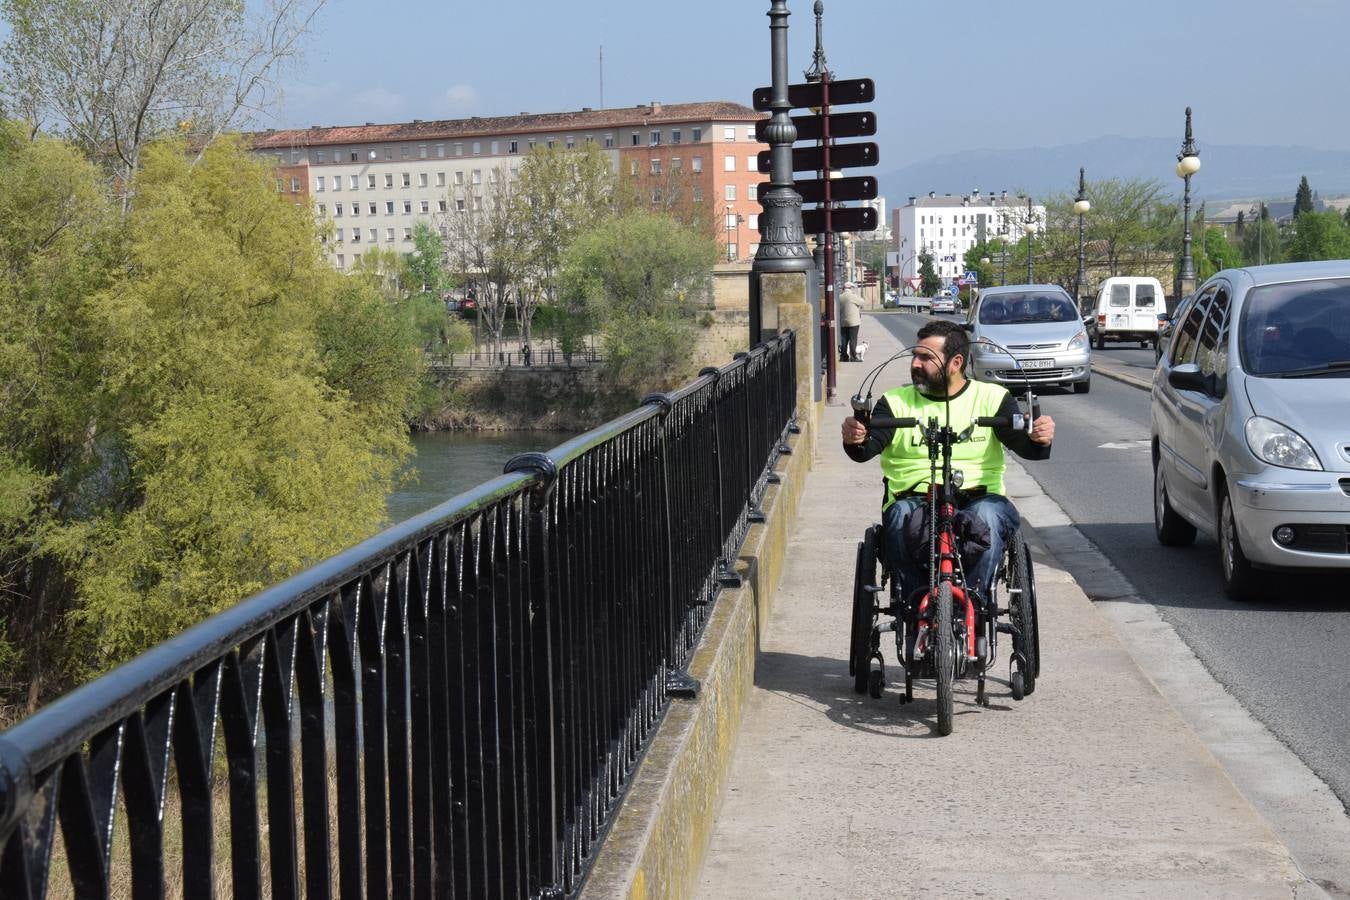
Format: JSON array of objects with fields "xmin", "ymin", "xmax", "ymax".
[{"xmin": 846, "ymin": 346, "xmax": 1042, "ymax": 736}]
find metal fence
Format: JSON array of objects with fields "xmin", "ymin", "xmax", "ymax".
[
  {"xmin": 0, "ymin": 332, "xmax": 797, "ymax": 899},
  {"xmin": 428, "ymin": 346, "xmax": 604, "ymax": 371}
]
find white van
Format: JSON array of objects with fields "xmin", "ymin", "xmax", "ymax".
[{"xmin": 1091, "ymin": 276, "xmax": 1164, "ymax": 348}]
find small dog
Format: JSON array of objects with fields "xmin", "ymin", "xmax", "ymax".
[{"xmin": 854, "ymin": 341, "xmax": 869, "ymax": 362}]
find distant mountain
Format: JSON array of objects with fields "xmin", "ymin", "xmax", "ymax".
[{"xmin": 878, "ymin": 136, "xmax": 1350, "ymax": 208}]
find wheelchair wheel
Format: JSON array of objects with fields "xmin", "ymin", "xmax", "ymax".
[
  {"xmin": 1024, "ymin": 538, "xmax": 1041, "ymax": 680},
  {"xmin": 934, "ymin": 582, "xmax": 955, "ymax": 736},
  {"xmin": 849, "ymin": 527, "xmax": 880, "ymax": 694},
  {"xmin": 1008, "ymin": 532, "xmax": 1037, "ymax": 696}
]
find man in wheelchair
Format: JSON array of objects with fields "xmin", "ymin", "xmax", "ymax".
[{"xmin": 840, "ymin": 320, "xmax": 1055, "ymax": 606}]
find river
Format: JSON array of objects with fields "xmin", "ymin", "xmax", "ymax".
[{"xmin": 385, "ymin": 431, "xmax": 578, "ymax": 524}]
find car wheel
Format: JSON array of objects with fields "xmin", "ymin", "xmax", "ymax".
[
  {"xmin": 1094, "ymin": 331, "xmax": 1106, "ymax": 350},
  {"xmin": 1154, "ymin": 461, "xmax": 1197, "ymax": 547},
  {"xmin": 1218, "ymin": 486, "xmax": 1261, "ymax": 602},
  {"xmin": 1073, "ymin": 377, "xmax": 1091, "ymax": 394}
]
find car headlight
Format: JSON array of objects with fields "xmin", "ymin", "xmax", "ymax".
[
  {"xmin": 1067, "ymin": 331, "xmax": 1087, "ymax": 350},
  {"xmin": 1244, "ymin": 416, "xmax": 1323, "ymax": 471}
]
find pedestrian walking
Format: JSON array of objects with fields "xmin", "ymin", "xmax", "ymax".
[{"xmin": 838, "ymin": 281, "xmax": 864, "ymax": 362}]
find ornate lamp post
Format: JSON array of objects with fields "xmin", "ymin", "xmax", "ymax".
[
  {"xmin": 1023, "ymin": 195, "xmax": 1038, "ymax": 283},
  {"xmin": 1175, "ymin": 106, "xmax": 1201, "ymax": 299},
  {"xmin": 1073, "ymin": 167, "xmax": 1091, "ymax": 307}
]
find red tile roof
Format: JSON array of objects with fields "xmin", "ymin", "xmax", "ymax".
[{"xmin": 247, "ymin": 101, "xmax": 765, "ymax": 149}]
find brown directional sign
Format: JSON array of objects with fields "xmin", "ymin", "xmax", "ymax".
[
  {"xmin": 752, "ymin": 78, "xmax": 875, "ymax": 111},
  {"xmin": 756, "ymin": 141, "xmax": 879, "ymax": 174},
  {"xmin": 754, "ymin": 111, "xmax": 876, "ymax": 143},
  {"xmin": 801, "ymin": 206, "xmax": 879, "ymax": 235},
  {"xmin": 794, "ymin": 175, "xmax": 878, "ymax": 204}
]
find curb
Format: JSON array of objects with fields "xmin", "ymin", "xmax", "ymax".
[
  {"xmin": 1090, "ymin": 360, "xmax": 1154, "ymax": 391},
  {"xmin": 582, "ymin": 414, "xmax": 819, "ymax": 899}
]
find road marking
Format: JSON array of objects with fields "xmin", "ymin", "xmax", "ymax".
[{"xmin": 1097, "ymin": 440, "xmax": 1152, "ymax": 450}]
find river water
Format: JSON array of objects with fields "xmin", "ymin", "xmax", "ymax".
[{"xmin": 385, "ymin": 431, "xmax": 577, "ymax": 524}]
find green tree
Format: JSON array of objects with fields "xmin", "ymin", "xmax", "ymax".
[
  {"xmin": 1197, "ymin": 226, "xmax": 1242, "ymax": 279},
  {"xmin": 1284, "ymin": 210, "xmax": 1350, "ymax": 262},
  {"xmin": 561, "ymin": 210, "xmax": 717, "ymax": 396},
  {"xmin": 1235, "ymin": 210, "xmax": 1245, "ymax": 236},
  {"xmin": 0, "ymin": 0, "xmax": 324, "ymax": 203},
  {"xmin": 917, "ymin": 251, "xmax": 942, "ymax": 296},
  {"xmin": 962, "ymin": 240, "xmax": 1000, "ymax": 291},
  {"xmin": 26, "ymin": 136, "xmax": 422, "ymax": 687},
  {"xmin": 1293, "ymin": 175, "xmax": 1315, "ymax": 218},
  {"xmin": 1241, "ymin": 208, "xmax": 1283, "ymax": 266},
  {"xmin": 512, "ymin": 143, "xmax": 617, "ymax": 345}
]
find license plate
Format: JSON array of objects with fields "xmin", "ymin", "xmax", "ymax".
[{"xmin": 1021, "ymin": 358, "xmax": 1054, "ymax": 369}]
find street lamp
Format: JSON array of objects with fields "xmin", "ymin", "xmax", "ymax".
[
  {"xmin": 1073, "ymin": 167, "xmax": 1091, "ymax": 306},
  {"xmin": 1023, "ymin": 195, "xmax": 1038, "ymax": 283},
  {"xmin": 1176, "ymin": 106, "xmax": 1201, "ymax": 298}
]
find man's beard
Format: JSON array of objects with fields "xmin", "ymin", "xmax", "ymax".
[{"xmin": 911, "ymin": 367, "xmax": 946, "ymax": 395}]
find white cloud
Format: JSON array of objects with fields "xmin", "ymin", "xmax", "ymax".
[
  {"xmin": 350, "ymin": 87, "xmax": 409, "ymax": 120},
  {"xmin": 444, "ymin": 83, "xmax": 478, "ymax": 112}
]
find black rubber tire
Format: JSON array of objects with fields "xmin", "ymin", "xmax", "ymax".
[
  {"xmin": 1010, "ymin": 670, "xmax": 1025, "ymax": 701},
  {"xmin": 1073, "ymin": 377, "xmax": 1091, "ymax": 394},
  {"xmin": 1218, "ymin": 487, "xmax": 1262, "ymax": 602},
  {"xmin": 1024, "ymin": 539, "xmax": 1041, "ymax": 680},
  {"xmin": 1094, "ymin": 330, "xmax": 1106, "ymax": 350},
  {"xmin": 934, "ymin": 583, "xmax": 955, "ymax": 736},
  {"xmin": 1154, "ymin": 460, "xmax": 1198, "ymax": 547},
  {"xmin": 850, "ymin": 528, "xmax": 879, "ymax": 692},
  {"xmin": 1008, "ymin": 532, "xmax": 1037, "ymax": 696},
  {"xmin": 867, "ymin": 668, "xmax": 884, "ymax": 699}
]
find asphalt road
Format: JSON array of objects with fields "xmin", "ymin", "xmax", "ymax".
[{"xmin": 869, "ymin": 310, "xmax": 1350, "ymax": 815}]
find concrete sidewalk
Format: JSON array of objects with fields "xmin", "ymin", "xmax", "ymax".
[{"xmin": 695, "ymin": 319, "xmax": 1320, "ymax": 898}]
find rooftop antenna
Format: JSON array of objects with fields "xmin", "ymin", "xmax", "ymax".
[{"xmin": 599, "ymin": 45, "xmax": 604, "ymax": 109}]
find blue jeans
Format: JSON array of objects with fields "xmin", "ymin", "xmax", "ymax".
[{"xmin": 881, "ymin": 493, "xmax": 1021, "ymax": 604}]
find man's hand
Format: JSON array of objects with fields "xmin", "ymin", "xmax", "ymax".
[
  {"xmin": 841, "ymin": 416, "xmax": 867, "ymax": 445},
  {"xmin": 1030, "ymin": 414, "xmax": 1055, "ymax": 446}
]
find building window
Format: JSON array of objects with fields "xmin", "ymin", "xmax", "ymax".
[
  {"xmin": 289, "ymin": 150, "xmax": 299, "ymax": 163},
  {"xmin": 438, "ymin": 199, "xmax": 448, "ymax": 212},
  {"xmin": 337, "ymin": 254, "xmax": 345, "ymax": 267},
  {"xmin": 455, "ymin": 171, "xmax": 464, "ymax": 185},
  {"xmin": 489, "ymin": 168, "xmax": 498, "ymax": 183},
  {"xmin": 631, "ymin": 132, "xmax": 640, "ymax": 146},
  {"xmin": 748, "ymin": 213, "xmax": 759, "ymax": 230},
  {"xmin": 672, "ymin": 129, "xmax": 682, "ymax": 144},
  {"xmin": 368, "ymin": 202, "xmax": 377, "ymax": 215},
  {"xmin": 692, "ymin": 185, "xmax": 703, "ymax": 201},
  {"xmin": 456, "ymin": 198, "xmax": 465, "ymax": 211},
  {"xmin": 565, "ymin": 136, "xmax": 575, "ymax": 149},
  {"xmin": 725, "ymin": 184, "xmax": 736, "ymax": 201},
  {"xmin": 384, "ymin": 174, "xmax": 394, "ymax": 189},
  {"xmin": 351, "ymin": 229, "xmax": 361, "ymax": 243},
  {"xmin": 418, "ymin": 172, "xmax": 428, "ymax": 187},
  {"xmin": 471, "ymin": 169, "xmax": 481, "ymax": 184},
  {"xmin": 692, "ymin": 156, "xmax": 703, "ymax": 173},
  {"xmin": 727, "ymin": 243, "xmax": 738, "ymax": 260},
  {"xmin": 436, "ymin": 172, "xmax": 446, "ymax": 186},
  {"xmin": 403, "ymin": 200, "xmax": 412, "ymax": 214},
  {"xmin": 747, "ymin": 155, "xmax": 757, "ymax": 172},
  {"xmin": 630, "ymin": 160, "xmax": 639, "ymax": 176},
  {"xmin": 748, "ymin": 184, "xmax": 758, "ymax": 201},
  {"xmin": 692, "ymin": 127, "xmax": 702, "ymax": 142},
  {"xmin": 384, "ymin": 147, "xmax": 393, "ymax": 160},
  {"xmin": 317, "ymin": 203, "xmax": 327, "ymax": 216},
  {"xmin": 290, "ymin": 176, "xmax": 300, "ymax": 192},
  {"xmin": 604, "ymin": 134, "xmax": 615, "ymax": 149},
  {"xmin": 402, "ymin": 173, "xmax": 411, "ymax": 187},
  {"xmin": 335, "ymin": 227, "xmax": 343, "ymax": 241},
  {"xmin": 420, "ymin": 200, "xmax": 429, "ymax": 213},
  {"xmin": 317, "ymin": 150, "xmax": 327, "ymax": 163},
  {"xmin": 472, "ymin": 141, "xmax": 481, "ymax": 155},
  {"xmin": 367, "ymin": 174, "xmax": 376, "ymax": 189},
  {"xmin": 350, "ymin": 150, "xmax": 359, "ymax": 162},
  {"xmin": 650, "ymin": 159, "xmax": 662, "ymax": 175},
  {"xmin": 350, "ymin": 175, "xmax": 359, "ymax": 190},
  {"xmin": 652, "ymin": 188, "xmax": 662, "ymax": 204},
  {"xmin": 723, "ymin": 155, "xmax": 735, "ymax": 172},
  {"xmin": 745, "ymin": 126, "xmax": 755, "ymax": 141},
  {"xmin": 473, "ymin": 196, "xmax": 482, "ymax": 210},
  {"xmin": 671, "ymin": 157, "xmax": 681, "ymax": 172},
  {"xmin": 650, "ymin": 130, "xmax": 661, "ymax": 146},
  {"xmin": 315, "ymin": 176, "xmax": 325, "ymax": 191},
  {"xmin": 385, "ymin": 227, "xmax": 395, "ymax": 242},
  {"xmin": 454, "ymin": 143, "xmax": 463, "ymax": 157},
  {"xmin": 403, "ymin": 227, "xmax": 413, "ymax": 241},
  {"xmin": 436, "ymin": 143, "xmax": 445, "ymax": 158},
  {"xmin": 369, "ymin": 228, "xmax": 378, "ymax": 242},
  {"xmin": 351, "ymin": 253, "xmax": 361, "ymax": 264},
  {"xmin": 332, "ymin": 177, "xmax": 341, "ymax": 192},
  {"xmin": 723, "ymin": 126, "xmax": 735, "ymax": 141},
  {"xmin": 386, "ymin": 201, "xmax": 395, "ymax": 215},
  {"xmin": 419, "ymin": 144, "xmax": 427, "ymax": 159},
  {"xmin": 528, "ymin": 139, "xmax": 537, "ymax": 150},
  {"xmin": 509, "ymin": 140, "xmax": 519, "ymax": 154},
  {"xmin": 725, "ymin": 213, "xmax": 738, "ymax": 229},
  {"xmin": 350, "ymin": 203, "xmax": 359, "ymax": 217},
  {"xmin": 399, "ymin": 146, "xmax": 408, "ymax": 159}
]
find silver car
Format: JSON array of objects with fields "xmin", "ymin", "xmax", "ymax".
[
  {"xmin": 966, "ymin": 284, "xmax": 1093, "ymax": 393},
  {"xmin": 1151, "ymin": 262, "xmax": 1350, "ymax": 600}
]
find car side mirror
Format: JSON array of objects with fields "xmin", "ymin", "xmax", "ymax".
[
  {"xmin": 1081, "ymin": 315, "xmax": 1093, "ymax": 327},
  {"xmin": 1167, "ymin": 362, "xmax": 1216, "ymax": 395}
]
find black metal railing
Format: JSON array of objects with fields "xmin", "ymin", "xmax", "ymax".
[{"xmin": 0, "ymin": 332, "xmax": 797, "ymax": 899}]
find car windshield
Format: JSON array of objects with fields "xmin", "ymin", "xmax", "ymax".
[
  {"xmin": 1240, "ymin": 278, "xmax": 1350, "ymax": 376},
  {"xmin": 979, "ymin": 292, "xmax": 1078, "ymax": 325}
]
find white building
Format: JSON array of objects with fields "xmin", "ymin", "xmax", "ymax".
[{"xmin": 892, "ymin": 190, "xmax": 1046, "ymax": 286}]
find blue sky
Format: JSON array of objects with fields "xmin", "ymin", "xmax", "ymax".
[
  {"xmin": 271, "ymin": 0, "xmax": 1350, "ymax": 169},
  {"xmin": 2, "ymin": 0, "xmax": 1345, "ymax": 169}
]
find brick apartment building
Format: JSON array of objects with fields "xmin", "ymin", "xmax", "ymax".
[{"xmin": 247, "ymin": 100, "xmax": 769, "ymax": 271}]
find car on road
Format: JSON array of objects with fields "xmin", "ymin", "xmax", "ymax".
[
  {"xmin": 930, "ymin": 295, "xmax": 956, "ymax": 314},
  {"xmin": 1151, "ymin": 262, "xmax": 1350, "ymax": 600},
  {"xmin": 1090, "ymin": 276, "xmax": 1165, "ymax": 349},
  {"xmin": 1155, "ymin": 290, "xmax": 1199, "ymax": 364},
  {"xmin": 966, "ymin": 284, "xmax": 1093, "ymax": 393}
]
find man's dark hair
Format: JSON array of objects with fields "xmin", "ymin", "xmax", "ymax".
[{"xmin": 916, "ymin": 318, "xmax": 969, "ymax": 365}]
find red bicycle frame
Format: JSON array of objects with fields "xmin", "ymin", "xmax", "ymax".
[{"xmin": 915, "ymin": 484, "xmax": 977, "ymax": 661}]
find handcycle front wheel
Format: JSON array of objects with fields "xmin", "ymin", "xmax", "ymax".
[
  {"xmin": 849, "ymin": 527, "xmax": 880, "ymax": 694},
  {"xmin": 934, "ymin": 582, "xmax": 955, "ymax": 736}
]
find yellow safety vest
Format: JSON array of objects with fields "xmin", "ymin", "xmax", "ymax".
[{"xmin": 879, "ymin": 380, "xmax": 1010, "ymax": 510}]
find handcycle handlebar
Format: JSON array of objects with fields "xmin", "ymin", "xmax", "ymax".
[{"xmin": 865, "ymin": 415, "xmax": 919, "ymax": 429}]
